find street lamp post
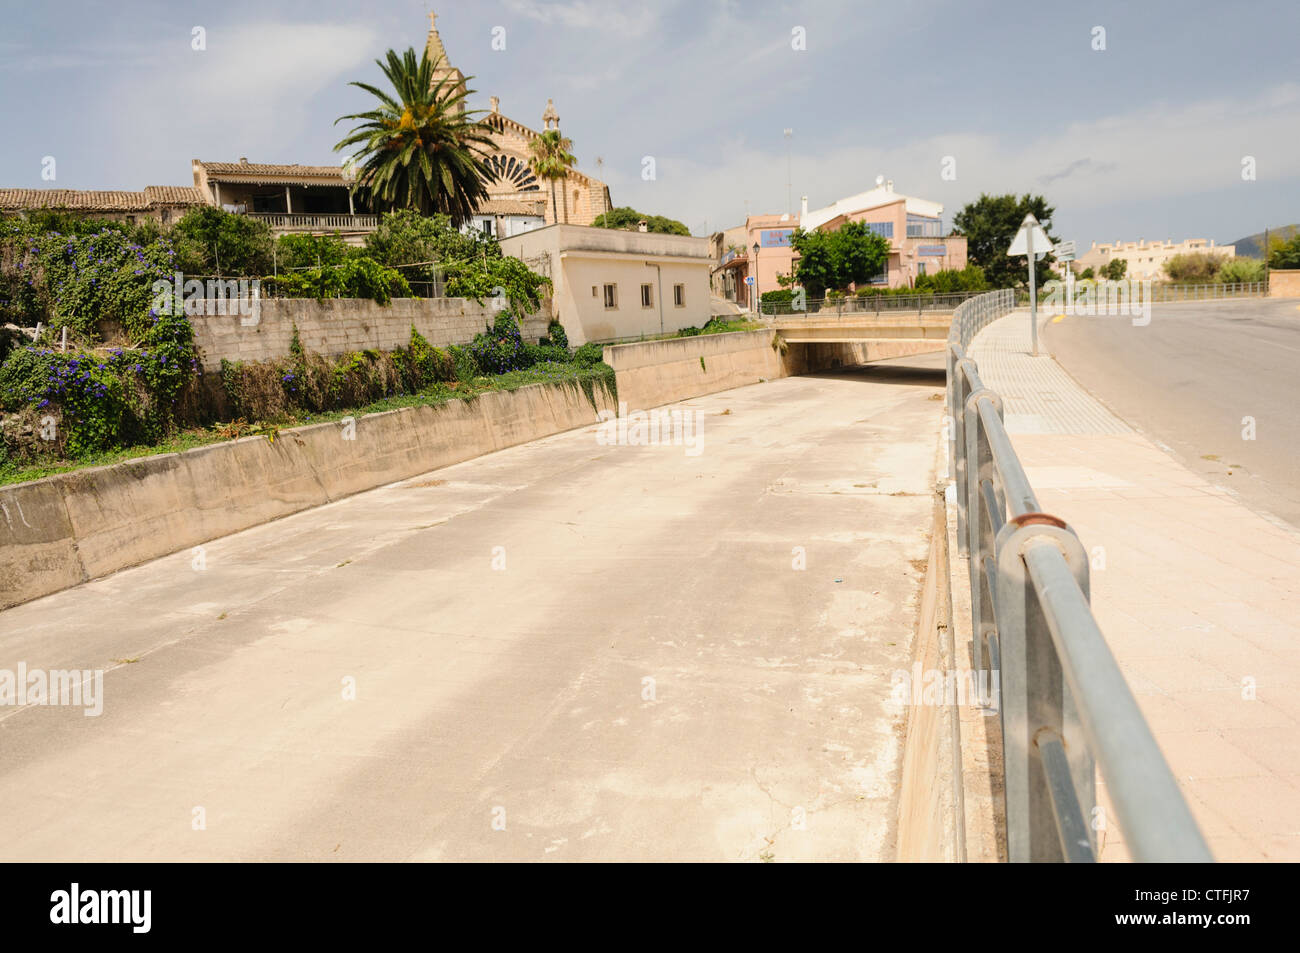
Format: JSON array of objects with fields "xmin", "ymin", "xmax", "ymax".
[{"xmin": 752, "ymin": 240, "xmax": 761, "ymax": 314}]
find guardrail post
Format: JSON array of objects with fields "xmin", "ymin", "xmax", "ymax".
[
  {"xmin": 994, "ymin": 517, "xmax": 1097, "ymax": 862},
  {"xmin": 945, "ymin": 343, "xmax": 959, "ymax": 485},
  {"xmin": 965, "ymin": 389, "xmax": 1004, "ymax": 672},
  {"xmin": 952, "ymin": 358, "xmax": 980, "ymax": 558}
]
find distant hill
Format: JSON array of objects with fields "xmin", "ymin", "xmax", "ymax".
[{"xmin": 1227, "ymin": 224, "xmax": 1299, "ymax": 258}]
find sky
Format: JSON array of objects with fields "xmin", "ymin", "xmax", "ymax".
[{"xmin": 1, "ymin": 0, "xmax": 1298, "ymax": 250}]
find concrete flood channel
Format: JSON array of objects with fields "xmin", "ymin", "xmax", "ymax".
[{"xmin": 0, "ymin": 350, "xmax": 953, "ymax": 861}]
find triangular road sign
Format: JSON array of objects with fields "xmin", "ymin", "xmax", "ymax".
[{"xmin": 1007, "ymin": 213, "xmax": 1053, "ymax": 259}]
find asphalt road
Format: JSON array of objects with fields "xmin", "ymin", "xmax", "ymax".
[
  {"xmin": 1042, "ymin": 297, "xmax": 1300, "ymax": 529},
  {"xmin": 0, "ymin": 358, "xmax": 944, "ymax": 862}
]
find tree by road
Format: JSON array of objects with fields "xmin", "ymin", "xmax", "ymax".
[
  {"xmin": 1268, "ymin": 233, "xmax": 1300, "ymax": 269},
  {"xmin": 788, "ymin": 222, "xmax": 891, "ymax": 297},
  {"xmin": 951, "ymin": 193, "xmax": 1058, "ymax": 290}
]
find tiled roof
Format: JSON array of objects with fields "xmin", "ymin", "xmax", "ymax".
[
  {"xmin": 0, "ymin": 187, "xmax": 204, "ymax": 212},
  {"xmin": 477, "ymin": 199, "xmax": 545, "ymax": 215},
  {"xmin": 143, "ymin": 185, "xmax": 206, "ymax": 205},
  {"xmin": 198, "ymin": 160, "xmax": 347, "ymax": 181}
]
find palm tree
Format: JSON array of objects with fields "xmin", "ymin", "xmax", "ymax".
[
  {"xmin": 528, "ymin": 130, "xmax": 577, "ymax": 225},
  {"xmin": 334, "ymin": 48, "xmax": 494, "ymax": 226}
]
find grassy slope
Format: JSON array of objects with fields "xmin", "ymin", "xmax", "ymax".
[{"xmin": 0, "ymin": 362, "xmax": 614, "ymax": 487}]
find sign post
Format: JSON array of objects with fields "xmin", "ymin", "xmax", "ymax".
[{"xmin": 1008, "ymin": 213, "xmax": 1052, "ymax": 357}]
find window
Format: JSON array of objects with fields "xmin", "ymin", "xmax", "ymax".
[
  {"xmin": 865, "ymin": 221, "xmax": 894, "ymax": 239},
  {"xmin": 480, "ymin": 219, "xmax": 493, "ymax": 236},
  {"xmin": 603, "ymin": 283, "xmax": 617, "ymax": 309},
  {"xmin": 641, "ymin": 283, "xmax": 654, "ymax": 307},
  {"xmin": 673, "ymin": 284, "xmax": 685, "ymax": 307},
  {"xmin": 592, "ymin": 285, "xmax": 598, "ymax": 297}
]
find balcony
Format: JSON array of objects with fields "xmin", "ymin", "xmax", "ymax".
[{"xmin": 243, "ymin": 212, "xmax": 378, "ymax": 232}]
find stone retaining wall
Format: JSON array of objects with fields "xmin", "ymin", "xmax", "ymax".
[{"xmin": 189, "ymin": 297, "xmax": 551, "ymax": 372}]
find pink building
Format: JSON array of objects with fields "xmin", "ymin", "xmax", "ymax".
[
  {"xmin": 799, "ymin": 180, "xmax": 966, "ymax": 289},
  {"xmin": 711, "ymin": 213, "xmax": 799, "ymax": 309},
  {"xmin": 712, "ymin": 180, "xmax": 967, "ymax": 303}
]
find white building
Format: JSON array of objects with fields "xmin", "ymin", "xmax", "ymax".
[
  {"xmin": 500, "ymin": 224, "xmax": 712, "ymax": 345},
  {"xmin": 464, "ymin": 199, "xmax": 547, "ymax": 240},
  {"xmin": 1074, "ymin": 238, "xmax": 1236, "ymax": 280}
]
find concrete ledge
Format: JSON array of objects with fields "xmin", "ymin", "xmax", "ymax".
[
  {"xmin": 604, "ymin": 329, "xmax": 945, "ymax": 410},
  {"xmin": 896, "ymin": 486, "xmax": 962, "ymax": 860},
  {"xmin": 0, "ymin": 379, "xmax": 615, "ymax": 609}
]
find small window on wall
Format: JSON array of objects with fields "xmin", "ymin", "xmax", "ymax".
[
  {"xmin": 592, "ymin": 286, "xmax": 598, "ymax": 297},
  {"xmin": 673, "ymin": 284, "xmax": 685, "ymax": 307},
  {"xmin": 641, "ymin": 283, "xmax": 654, "ymax": 307},
  {"xmin": 603, "ymin": 283, "xmax": 617, "ymax": 309}
]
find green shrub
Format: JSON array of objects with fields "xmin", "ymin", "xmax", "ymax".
[
  {"xmin": 522, "ymin": 342, "xmax": 570, "ymax": 366},
  {"xmin": 913, "ymin": 264, "xmax": 989, "ymax": 293},
  {"xmin": 1164, "ymin": 252, "xmax": 1228, "ymax": 282},
  {"xmin": 171, "ymin": 206, "xmax": 274, "ymax": 277},
  {"xmin": 542, "ymin": 319, "xmax": 569, "ymax": 350},
  {"xmin": 573, "ymin": 341, "xmax": 604, "ymax": 368},
  {"xmin": 444, "ymin": 255, "xmax": 551, "ymax": 313},
  {"xmin": 448, "ymin": 345, "xmax": 480, "ymax": 383},
  {"xmin": 0, "ymin": 345, "xmax": 176, "ymax": 455},
  {"xmin": 261, "ymin": 256, "xmax": 411, "ymax": 303},
  {"xmin": 363, "ymin": 209, "xmax": 497, "ymax": 287},
  {"xmin": 2, "ymin": 224, "xmax": 181, "ymax": 341},
  {"xmin": 276, "ymin": 233, "xmax": 354, "ymax": 270},
  {"xmin": 1217, "ymin": 258, "xmax": 1266, "ymax": 283},
  {"xmin": 406, "ymin": 327, "xmax": 455, "ymax": 386}
]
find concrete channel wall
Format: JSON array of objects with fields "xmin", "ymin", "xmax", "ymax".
[
  {"xmin": 3, "ymin": 328, "xmax": 939, "ymax": 612},
  {"xmin": 0, "ymin": 379, "xmax": 615, "ymax": 609}
]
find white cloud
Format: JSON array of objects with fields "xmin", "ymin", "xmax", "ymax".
[
  {"xmin": 503, "ymin": 0, "xmax": 662, "ymax": 36},
  {"xmin": 616, "ymin": 84, "xmax": 1300, "ymax": 236},
  {"xmin": 106, "ymin": 22, "xmax": 380, "ymax": 164}
]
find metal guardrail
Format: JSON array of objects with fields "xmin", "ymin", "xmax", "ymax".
[
  {"xmin": 759, "ymin": 291, "xmax": 982, "ymax": 317},
  {"xmin": 1023, "ymin": 279, "xmax": 1268, "ymax": 307},
  {"xmin": 1144, "ymin": 280, "xmax": 1267, "ymax": 302},
  {"xmin": 946, "ymin": 289, "xmax": 1212, "ymax": 863}
]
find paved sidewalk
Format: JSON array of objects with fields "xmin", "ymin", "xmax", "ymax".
[{"xmin": 968, "ymin": 311, "xmax": 1300, "ymax": 862}]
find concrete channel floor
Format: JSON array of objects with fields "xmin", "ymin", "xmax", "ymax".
[{"xmin": 0, "ymin": 357, "xmax": 944, "ymax": 862}]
